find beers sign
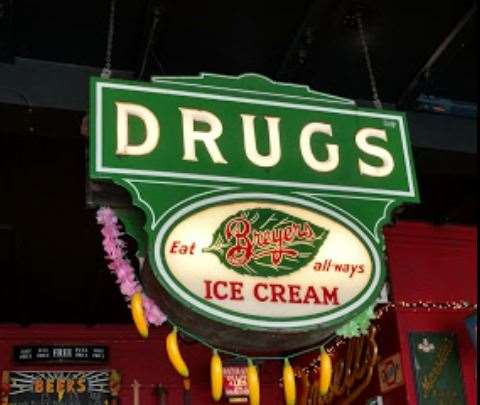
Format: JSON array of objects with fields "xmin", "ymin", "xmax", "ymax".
[
  {"xmin": 89, "ymin": 74, "xmax": 418, "ymax": 338},
  {"xmin": 1, "ymin": 370, "xmax": 119, "ymax": 405}
]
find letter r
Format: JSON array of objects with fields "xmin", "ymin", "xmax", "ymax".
[{"xmin": 180, "ymin": 108, "xmax": 227, "ymax": 164}]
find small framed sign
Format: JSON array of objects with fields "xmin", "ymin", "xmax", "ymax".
[
  {"xmin": 377, "ymin": 353, "xmax": 404, "ymax": 393},
  {"xmin": 223, "ymin": 362, "xmax": 249, "ymax": 402},
  {"xmin": 13, "ymin": 345, "xmax": 108, "ymax": 364}
]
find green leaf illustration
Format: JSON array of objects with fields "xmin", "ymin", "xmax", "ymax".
[{"xmin": 203, "ymin": 208, "xmax": 329, "ymax": 277}]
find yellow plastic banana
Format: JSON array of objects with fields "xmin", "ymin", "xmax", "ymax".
[
  {"xmin": 210, "ymin": 349, "xmax": 223, "ymax": 401},
  {"xmin": 318, "ymin": 347, "xmax": 332, "ymax": 396},
  {"xmin": 166, "ymin": 327, "xmax": 190, "ymax": 378},
  {"xmin": 130, "ymin": 292, "xmax": 149, "ymax": 338},
  {"xmin": 283, "ymin": 358, "xmax": 296, "ymax": 405},
  {"xmin": 247, "ymin": 359, "xmax": 260, "ymax": 405}
]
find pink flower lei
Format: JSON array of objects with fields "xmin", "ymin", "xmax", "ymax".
[{"xmin": 96, "ymin": 206, "xmax": 167, "ymax": 326}]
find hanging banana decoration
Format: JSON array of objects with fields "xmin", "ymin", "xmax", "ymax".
[
  {"xmin": 247, "ymin": 359, "xmax": 260, "ymax": 405},
  {"xmin": 210, "ymin": 349, "xmax": 223, "ymax": 401},
  {"xmin": 318, "ymin": 347, "xmax": 332, "ymax": 396},
  {"xmin": 166, "ymin": 327, "xmax": 190, "ymax": 378},
  {"xmin": 130, "ymin": 292, "xmax": 149, "ymax": 338},
  {"xmin": 283, "ymin": 358, "xmax": 296, "ymax": 405}
]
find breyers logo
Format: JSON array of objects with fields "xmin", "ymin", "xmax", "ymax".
[{"xmin": 204, "ymin": 208, "xmax": 329, "ymax": 277}]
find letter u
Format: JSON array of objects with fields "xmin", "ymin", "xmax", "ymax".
[{"xmin": 241, "ymin": 114, "xmax": 281, "ymax": 167}]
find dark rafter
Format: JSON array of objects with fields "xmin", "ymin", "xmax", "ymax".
[
  {"xmin": 397, "ymin": 3, "xmax": 477, "ymax": 108},
  {"xmin": 275, "ymin": 0, "xmax": 349, "ymax": 81}
]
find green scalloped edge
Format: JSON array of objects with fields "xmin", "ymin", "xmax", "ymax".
[{"xmin": 335, "ymin": 304, "xmax": 376, "ymax": 338}]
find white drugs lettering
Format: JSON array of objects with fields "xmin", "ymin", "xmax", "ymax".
[
  {"xmin": 241, "ymin": 114, "xmax": 281, "ymax": 167},
  {"xmin": 180, "ymin": 108, "xmax": 227, "ymax": 164},
  {"xmin": 115, "ymin": 102, "xmax": 160, "ymax": 156},
  {"xmin": 299, "ymin": 122, "xmax": 339, "ymax": 172},
  {"xmin": 356, "ymin": 128, "xmax": 394, "ymax": 177}
]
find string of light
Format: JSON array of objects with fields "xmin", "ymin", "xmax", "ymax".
[
  {"xmin": 391, "ymin": 300, "xmax": 475, "ymax": 311},
  {"xmin": 283, "ymin": 300, "xmax": 476, "ymax": 380}
]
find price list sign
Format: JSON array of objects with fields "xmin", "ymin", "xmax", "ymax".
[{"xmin": 14, "ymin": 346, "xmax": 108, "ymax": 364}]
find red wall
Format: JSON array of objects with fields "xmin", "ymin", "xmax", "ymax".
[
  {"xmin": 0, "ymin": 324, "xmax": 285, "ymax": 404},
  {"xmin": 1, "ymin": 222, "xmax": 477, "ymax": 404},
  {"xmin": 385, "ymin": 222, "xmax": 477, "ymax": 405}
]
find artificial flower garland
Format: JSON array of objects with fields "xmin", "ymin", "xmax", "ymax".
[{"xmin": 96, "ymin": 207, "xmax": 167, "ymax": 326}]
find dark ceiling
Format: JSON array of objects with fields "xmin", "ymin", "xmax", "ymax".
[
  {"xmin": 4, "ymin": 0, "xmax": 477, "ymax": 105},
  {"xmin": 0, "ymin": 0, "xmax": 477, "ymax": 325}
]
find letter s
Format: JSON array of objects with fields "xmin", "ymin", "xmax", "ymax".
[{"xmin": 356, "ymin": 128, "xmax": 394, "ymax": 177}]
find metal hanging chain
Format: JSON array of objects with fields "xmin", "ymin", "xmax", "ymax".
[
  {"xmin": 356, "ymin": 11, "xmax": 383, "ymax": 109},
  {"xmin": 138, "ymin": 6, "xmax": 162, "ymax": 79},
  {"xmin": 101, "ymin": 0, "xmax": 117, "ymax": 78}
]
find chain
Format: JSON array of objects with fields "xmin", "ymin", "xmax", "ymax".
[
  {"xmin": 101, "ymin": 0, "xmax": 117, "ymax": 78},
  {"xmin": 356, "ymin": 11, "xmax": 382, "ymax": 109},
  {"xmin": 138, "ymin": 6, "xmax": 162, "ymax": 79}
]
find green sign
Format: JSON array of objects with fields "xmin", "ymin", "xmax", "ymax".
[
  {"xmin": 409, "ymin": 332, "xmax": 467, "ymax": 404},
  {"xmin": 89, "ymin": 73, "xmax": 418, "ymax": 331}
]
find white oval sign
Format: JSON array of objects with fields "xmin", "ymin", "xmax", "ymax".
[{"xmin": 153, "ymin": 193, "xmax": 383, "ymax": 329}]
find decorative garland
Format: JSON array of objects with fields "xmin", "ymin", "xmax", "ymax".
[{"xmin": 96, "ymin": 207, "xmax": 166, "ymax": 326}]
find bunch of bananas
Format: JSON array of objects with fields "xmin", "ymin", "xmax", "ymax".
[{"xmin": 130, "ymin": 292, "xmax": 149, "ymax": 338}]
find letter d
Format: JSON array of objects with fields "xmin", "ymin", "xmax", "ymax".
[{"xmin": 115, "ymin": 102, "xmax": 160, "ymax": 156}]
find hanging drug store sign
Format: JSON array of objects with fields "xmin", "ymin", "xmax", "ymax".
[{"xmin": 89, "ymin": 73, "xmax": 418, "ymax": 333}]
